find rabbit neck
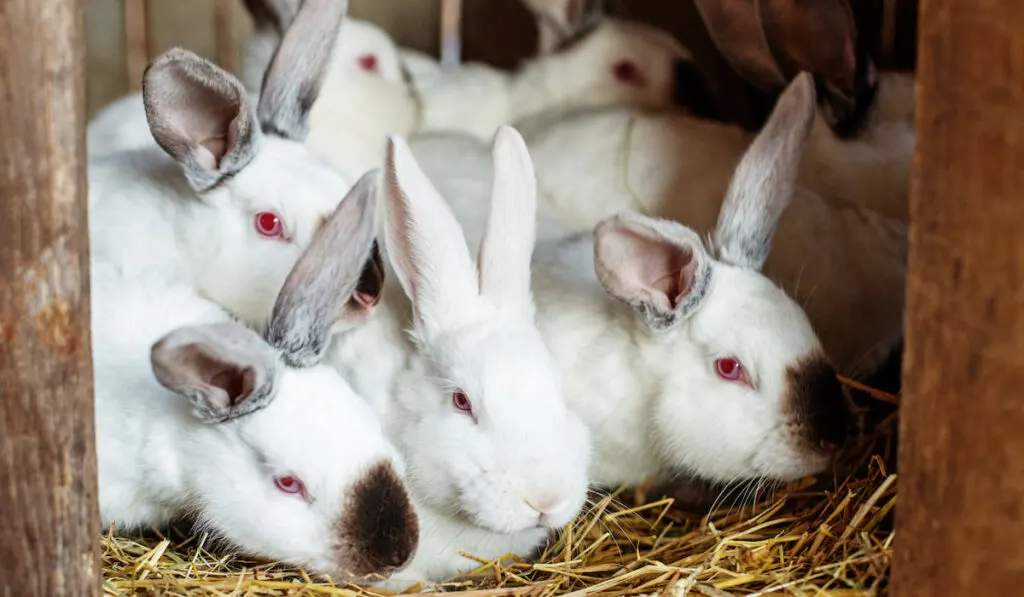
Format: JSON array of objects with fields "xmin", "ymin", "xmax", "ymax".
[
  {"xmin": 531, "ymin": 236, "xmax": 674, "ymax": 487},
  {"xmin": 759, "ymin": 187, "xmax": 908, "ymax": 377},
  {"xmin": 326, "ymin": 272, "xmax": 414, "ymax": 424}
]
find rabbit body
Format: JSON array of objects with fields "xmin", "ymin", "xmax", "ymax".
[
  {"xmin": 325, "ymin": 131, "xmax": 591, "ymax": 588},
  {"xmin": 411, "ymin": 76, "xmax": 854, "ymax": 493},
  {"xmin": 402, "ymin": 18, "xmax": 688, "ymax": 143}
]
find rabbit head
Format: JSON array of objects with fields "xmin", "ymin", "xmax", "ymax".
[
  {"xmin": 691, "ymin": 0, "xmax": 878, "ymax": 137},
  {"xmin": 381, "ymin": 128, "xmax": 592, "ymax": 533},
  {"xmin": 241, "ymin": 0, "xmax": 407, "ymax": 91},
  {"xmin": 513, "ymin": 17, "xmax": 713, "ymax": 119},
  {"xmin": 593, "ymin": 74, "xmax": 849, "ymax": 483},
  {"xmin": 140, "ymin": 0, "xmax": 375, "ymax": 328},
  {"xmin": 148, "ymin": 172, "xmax": 419, "ymax": 581}
]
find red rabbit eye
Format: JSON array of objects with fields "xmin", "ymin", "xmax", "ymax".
[
  {"xmin": 358, "ymin": 53, "xmax": 379, "ymax": 73},
  {"xmin": 274, "ymin": 474, "xmax": 305, "ymax": 496},
  {"xmin": 255, "ymin": 211, "xmax": 287, "ymax": 240},
  {"xmin": 452, "ymin": 390, "xmax": 473, "ymax": 415},
  {"xmin": 715, "ymin": 358, "xmax": 751, "ymax": 386}
]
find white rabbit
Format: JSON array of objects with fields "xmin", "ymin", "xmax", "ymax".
[
  {"xmin": 325, "ymin": 128, "xmax": 591, "ymax": 587},
  {"xmin": 691, "ymin": 0, "xmax": 915, "ymax": 222},
  {"xmin": 400, "ymin": 17, "xmax": 696, "ymax": 143},
  {"xmin": 239, "ymin": 4, "xmax": 420, "ymax": 182},
  {"xmin": 88, "ymin": 0, "xmax": 380, "ymax": 333},
  {"xmin": 93, "ymin": 172, "xmax": 420, "ymax": 583},
  {"xmin": 515, "ymin": 73, "xmax": 907, "ymax": 378},
  {"xmin": 410, "ymin": 76, "xmax": 850, "ymax": 493},
  {"xmin": 88, "ymin": 2, "xmax": 419, "ymax": 185}
]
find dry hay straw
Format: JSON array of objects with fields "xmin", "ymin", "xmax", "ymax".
[{"xmin": 102, "ymin": 385, "xmax": 899, "ymax": 597}]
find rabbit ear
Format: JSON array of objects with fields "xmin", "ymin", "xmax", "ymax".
[
  {"xmin": 382, "ymin": 135, "xmax": 478, "ymax": 338},
  {"xmin": 243, "ymin": 0, "xmax": 301, "ymax": 38},
  {"xmin": 594, "ymin": 212, "xmax": 713, "ymax": 332},
  {"xmin": 239, "ymin": 0, "xmax": 302, "ymax": 88},
  {"xmin": 143, "ymin": 48, "xmax": 260, "ymax": 192},
  {"xmin": 265, "ymin": 169, "xmax": 379, "ymax": 368},
  {"xmin": 691, "ymin": 0, "xmax": 788, "ymax": 92},
  {"xmin": 522, "ymin": 0, "xmax": 603, "ymax": 52},
  {"xmin": 756, "ymin": 0, "xmax": 875, "ymax": 136},
  {"xmin": 477, "ymin": 126, "xmax": 538, "ymax": 320},
  {"xmin": 257, "ymin": 0, "xmax": 348, "ymax": 141},
  {"xmin": 712, "ymin": 72, "xmax": 816, "ymax": 272},
  {"xmin": 151, "ymin": 322, "xmax": 280, "ymax": 424}
]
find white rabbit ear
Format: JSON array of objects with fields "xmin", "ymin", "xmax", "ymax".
[
  {"xmin": 382, "ymin": 135, "xmax": 478, "ymax": 337},
  {"xmin": 477, "ymin": 126, "xmax": 537, "ymax": 319},
  {"xmin": 143, "ymin": 48, "xmax": 260, "ymax": 192},
  {"xmin": 594, "ymin": 212, "xmax": 713, "ymax": 332},
  {"xmin": 712, "ymin": 72, "xmax": 816, "ymax": 272},
  {"xmin": 690, "ymin": 0, "xmax": 789, "ymax": 92},
  {"xmin": 266, "ymin": 169, "xmax": 379, "ymax": 368},
  {"xmin": 257, "ymin": 0, "xmax": 348, "ymax": 141},
  {"xmin": 151, "ymin": 322, "xmax": 280, "ymax": 424}
]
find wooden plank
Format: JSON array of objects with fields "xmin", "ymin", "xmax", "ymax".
[
  {"xmin": 892, "ymin": 0, "xmax": 1024, "ymax": 595},
  {"xmin": 84, "ymin": 0, "xmax": 128, "ymax": 116},
  {"xmin": 124, "ymin": 0, "xmax": 149, "ymax": 91},
  {"xmin": 145, "ymin": 0, "xmax": 218, "ymax": 63},
  {"xmin": 0, "ymin": 0, "xmax": 100, "ymax": 595}
]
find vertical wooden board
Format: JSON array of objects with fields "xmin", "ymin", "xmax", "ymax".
[
  {"xmin": 146, "ymin": 0, "xmax": 218, "ymax": 62},
  {"xmin": 350, "ymin": 0, "xmax": 442, "ymax": 56},
  {"xmin": 84, "ymin": 0, "xmax": 127, "ymax": 117},
  {"xmin": 0, "ymin": 0, "xmax": 100, "ymax": 595},
  {"xmin": 892, "ymin": 0, "xmax": 1024, "ymax": 595},
  {"xmin": 234, "ymin": 0, "xmax": 255, "ymax": 77}
]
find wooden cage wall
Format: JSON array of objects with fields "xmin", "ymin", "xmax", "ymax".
[
  {"xmin": 7, "ymin": 0, "xmax": 1024, "ymax": 595},
  {"xmin": 84, "ymin": 0, "xmax": 919, "ymax": 125}
]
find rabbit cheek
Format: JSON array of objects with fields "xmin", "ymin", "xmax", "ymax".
[{"xmin": 783, "ymin": 353, "xmax": 849, "ymax": 458}]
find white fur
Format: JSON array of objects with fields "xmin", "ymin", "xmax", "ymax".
[
  {"xmin": 326, "ymin": 129, "xmax": 591, "ymax": 587},
  {"xmin": 88, "ymin": 138, "xmax": 348, "ymax": 328},
  {"xmin": 510, "ymin": 101, "xmax": 908, "ymax": 375},
  {"xmin": 91, "ymin": 263, "xmax": 411, "ymax": 581},
  {"xmin": 410, "ymin": 80, "xmax": 855, "ymax": 491},
  {"xmin": 400, "ymin": 18, "xmax": 687, "ymax": 142},
  {"xmin": 88, "ymin": 18, "xmax": 419, "ymax": 183}
]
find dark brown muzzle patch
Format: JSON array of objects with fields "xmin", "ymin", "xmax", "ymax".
[
  {"xmin": 335, "ymin": 461, "xmax": 419, "ymax": 578},
  {"xmin": 786, "ymin": 353, "xmax": 849, "ymax": 452}
]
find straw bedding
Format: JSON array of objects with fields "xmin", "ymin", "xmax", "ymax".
[{"xmin": 101, "ymin": 382, "xmax": 898, "ymax": 597}]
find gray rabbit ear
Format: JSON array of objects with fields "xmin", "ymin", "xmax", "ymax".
[
  {"xmin": 151, "ymin": 322, "xmax": 280, "ymax": 424},
  {"xmin": 143, "ymin": 48, "xmax": 261, "ymax": 192},
  {"xmin": 256, "ymin": 0, "xmax": 349, "ymax": 141},
  {"xmin": 594, "ymin": 212, "xmax": 713, "ymax": 333},
  {"xmin": 712, "ymin": 72, "xmax": 816, "ymax": 272},
  {"xmin": 265, "ymin": 169, "xmax": 379, "ymax": 368}
]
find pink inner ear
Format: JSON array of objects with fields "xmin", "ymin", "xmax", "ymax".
[
  {"xmin": 613, "ymin": 60, "xmax": 647, "ymax": 87},
  {"xmin": 357, "ymin": 53, "xmax": 380, "ymax": 74}
]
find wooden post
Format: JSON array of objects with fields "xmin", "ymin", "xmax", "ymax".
[
  {"xmin": 0, "ymin": 0, "xmax": 100, "ymax": 595},
  {"xmin": 893, "ymin": 0, "xmax": 1024, "ymax": 595}
]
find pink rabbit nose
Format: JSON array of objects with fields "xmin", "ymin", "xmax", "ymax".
[{"xmin": 524, "ymin": 494, "xmax": 565, "ymax": 515}]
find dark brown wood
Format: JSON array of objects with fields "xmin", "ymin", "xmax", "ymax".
[
  {"xmin": 0, "ymin": 0, "xmax": 101, "ymax": 595},
  {"xmin": 892, "ymin": 0, "xmax": 1024, "ymax": 595}
]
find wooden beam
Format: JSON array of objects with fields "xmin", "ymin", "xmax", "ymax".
[
  {"xmin": 0, "ymin": 0, "xmax": 100, "ymax": 595},
  {"xmin": 893, "ymin": 0, "xmax": 1024, "ymax": 595}
]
